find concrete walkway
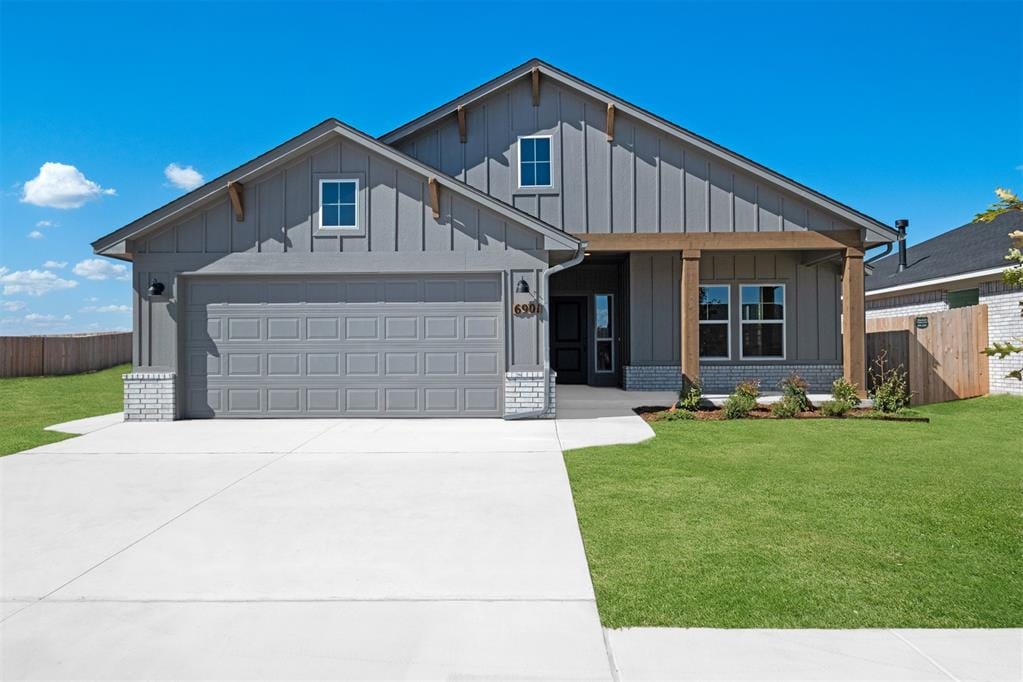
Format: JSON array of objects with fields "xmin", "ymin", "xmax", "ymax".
[{"xmin": 1, "ymin": 419, "xmax": 612, "ymax": 680}]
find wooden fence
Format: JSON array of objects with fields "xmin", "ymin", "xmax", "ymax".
[
  {"xmin": 866, "ymin": 305, "xmax": 988, "ymax": 405},
  {"xmin": 0, "ymin": 332, "xmax": 132, "ymax": 378}
]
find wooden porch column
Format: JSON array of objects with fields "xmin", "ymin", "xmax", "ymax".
[
  {"xmin": 842, "ymin": 247, "xmax": 866, "ymax": 393},
  {"xmin": 680, "ymin": 249, "xmax": 701, "ymax": 389}
]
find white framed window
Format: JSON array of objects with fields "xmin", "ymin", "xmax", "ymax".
[
  {"xmin": 594, "ymin": 293, "xmax": 614, "ymax": 373},
  {"xmin": 518, "ymin": 135, "xmax": 553, "ymax": 188},
  {"xmin": 699, "ymin": 285, "xmax": 730, "ymax": 360},
  {"xmin": 318, "ymin": 178, "xmax": 359, "ymax": 230},
  {"xmin": 740, "ymin": 284, "xmax": 785, "ymax": 359}
]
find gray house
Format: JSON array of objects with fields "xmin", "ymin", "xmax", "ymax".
[
  {"xmin": 866, "ymin": 211, "xmax": 1023, "ymax": 395},
  {"xmin": 93, "ymin": 59, "xmax": 898, "ymax": 420}
]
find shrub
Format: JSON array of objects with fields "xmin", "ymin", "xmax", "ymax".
[
  {"xmin": 734, "ymin": 379, "xmax": 761, "ymax": 400},
  {"xmin": 779, "ymin": 373, "xmax": 812, "ymax": 411},
  {"xmin": 770, "ymin": 394, "xmax": 802, "ymax": 418},
  {"xmin": 869, "ymin": 351, "xmax": 910, "ymax": 414},
  {"xmin": 723, "ymin": 392, "xmax": 756, "ymax": 419},
  {"xmin": 663, "ymin": 408, "xmax": 695, "ymax": 421},
  {"xmin": 819, "ymin": 399, "xmax": 850, "ymax": 417},
  {"xmin": 677, "ymin": 381, "xmax": 703, "ymax": 412},
  {"xmin": 831, "ymin": 377, "xmax": 862, "ymax": 408}
]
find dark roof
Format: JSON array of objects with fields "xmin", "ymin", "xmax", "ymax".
[{"xmin": 866, "ymin": 211, "xmax": 1023, "ymax": 291}]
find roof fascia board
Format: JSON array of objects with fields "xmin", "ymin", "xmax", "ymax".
[
  {"xmin": 866, "ymin": 265, "xmax": 1007, "ymax": 297},
  {"xmin": 380, "ymin": 60, "xmax": 897, "ymax": 242}
]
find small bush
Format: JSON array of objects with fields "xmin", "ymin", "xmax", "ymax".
[
  {"xmin": 831, "ymin": 377, "xmax": 862, "ymax": 408},
  {"xmin": 677, "ymin": 381, "xmax": 703, "ymax": 412},
  {"xmin": 819, "ymin": 399, "xmax": 850, "ymax": 417},
  {"xmin": 869, "ymin": 351, "xmax": 910, "ymax": 413},
  {"xmin": 779, "ymin": 373, "xmax": 812, "ymax": 411},
  {"xmin": 663, "ymin": 408, "xmax": 695, "ymax": 421},
  {"xmin": 723, "ymin": 392, "xmax": 756, "ymax": 419},
  {"xmin": 770, "ymin": 395, "xmax": 802, "ymax": 418},
  {"xmin": 734, "ymin": 379, "xmax": 761, "ymax": 400}
]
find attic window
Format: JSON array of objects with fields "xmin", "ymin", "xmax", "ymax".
[
  {"xmin": 319, "ymin": 179, "xmax": 358, "ymax": 230},
  {"xmin": 518, "ymin": 136, "xmax": 552, "ymax": 188}
]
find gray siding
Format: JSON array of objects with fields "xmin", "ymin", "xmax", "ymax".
[
  {"xmin": 628, "ymin": 251, "xmax": 842, "ymax": 365},
  {"xmin": 396, "ymin": 80, "xmax": 854, "ymax": 235},
  {"xmin": 129, "ymin": 139, "xmax": 549, "ymax": 375}
]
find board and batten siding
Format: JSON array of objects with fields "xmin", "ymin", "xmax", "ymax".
[
  {"xmin": 628, "ymin": 251, "xmax": 842, "ymax": 365},
  {"xmin": 128, "ymin": 139, "xmax": 549, "ymax": 374},
  {"xmin": 394, "ymin": 79, "xmax": 854, "ymax": 235}
]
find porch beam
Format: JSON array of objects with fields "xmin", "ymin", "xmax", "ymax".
[
  {"xmin": 842, "ymin": 247, "xmax": 866, "ymax": 394},
  {"xmin": 680, "ymin": 249, "xmax": 701, "ymax": 390},
  {"xmin": 575, "ymin": 230, "xmax": 863, "ymax": 252}
]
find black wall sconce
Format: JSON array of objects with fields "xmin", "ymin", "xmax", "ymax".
[
  {"xmin": 515, "ymin": 278, "xmax": 530, "ymax": 294},
  {"xmin": 148, "ymin": 279, "xmax": 165, "ymax": 297}
]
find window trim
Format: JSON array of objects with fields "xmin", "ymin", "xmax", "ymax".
[
  {"xmin": 698, "ymin": 284, "xmax": 731, "ymax": 361},
  {"xmin": 739, "ymin": 283, "xmax": 787, "ymax": 360},
  {"xmin": 317, "ymin": 177, "xmax": 360, "ymax": 231},
  {"xmin": 516, "ymin": 135, "xmax": 554, "ymax": 189},
  {"xmin": 594, "ymin": 293, "xmax": 615, "ymax": 374}
]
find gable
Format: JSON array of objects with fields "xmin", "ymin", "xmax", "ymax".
[
  {"xmin": 93, "ymin": 120, "xmax": 580, "ymax": 259},
  {"xmin": 383, "ymin": 60, "xmax": 897, "ymax": 246}
]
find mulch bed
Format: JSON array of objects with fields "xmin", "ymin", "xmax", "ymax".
[{"xmin": 635, "ymin": 405, "xmax": 929, "ymax": 423}]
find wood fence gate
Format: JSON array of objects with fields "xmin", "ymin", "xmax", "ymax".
[{"xmin": 866, "ymin": 305, "xmax": 989, "ymax": 405}]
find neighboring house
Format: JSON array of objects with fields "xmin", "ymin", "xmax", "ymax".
[
  {"xmin": 866, "ymin": 211, "xmax": 1023, "ymax": 396},
  {"xmin": 93, "ymin": 59, "xmax": 898, "ymax": 420}
]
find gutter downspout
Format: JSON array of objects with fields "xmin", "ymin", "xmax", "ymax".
[
  {"xmin": 864, "ymin": 240, "xmax": 893, "ymax": 265},
  {"xmin": 506, "ymin": 241, "xmax": 588, "ymax": 420}
]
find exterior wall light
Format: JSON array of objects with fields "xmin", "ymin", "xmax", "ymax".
[
  {"xmin": 148, "ymin": 279, "xmax": 165, "ymax": 297},
  {"xmin": 515, "ymin": 278, "xmax": 530, "ymax": 294}
]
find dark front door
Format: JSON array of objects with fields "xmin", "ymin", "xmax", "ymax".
[{"xmin": 551, "ymin": 296, "xmax": 587, "ymax": 384}]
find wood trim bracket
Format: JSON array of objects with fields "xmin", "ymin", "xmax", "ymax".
[
  {"xmin": 531, "ymin": 67, "xmax": 540, "ymax": 106},
  {"xmin": 227, "ymin": 181, "xmax": 244, "ymax": 222},
  {"xmin": 606, "ymin": 103, "xmax": 616, "ymax": 142},
  {"xmin": 427, "ymin": 177, "xmax": 440, "ymax": 219},
  {"xmin": 457, "ymin": 105, "xmax": 467, "ymax": 143}
]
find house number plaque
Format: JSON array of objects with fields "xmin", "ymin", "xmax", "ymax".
[{"xmin": 513, "ymin": 302, "xmax": 542, "ymax": 315}]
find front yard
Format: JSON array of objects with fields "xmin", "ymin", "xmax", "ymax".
[
  {"xmin": 564, "ymin": 395, "xmax": 1023, "ymax": 628},
  {"xmin": 0, "ymin": 364, "xmax": 129, "ymax": 456}
]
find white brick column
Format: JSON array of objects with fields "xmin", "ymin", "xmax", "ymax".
[
  {"xmin": 123, "ymin": 372, "xmax": 176, "ymax": 421},
  {"xmin": 503, "ymin": 371, "xmax": 556, "ymax": 418}
]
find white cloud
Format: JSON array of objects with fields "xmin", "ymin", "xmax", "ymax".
[
  {"xmin": 0, "ymin": 300, "xmax": 26, "ymax": 312},
  {"xmin": 36, "ymin": 220, "xmax": 55, "ymax": 228},
  {"xmin": 72, "ymin": 258, "xmax": 129, "ymax": 281},
  {"xmin": 84, "ymin": 296, "xmax": 99, "ymax": 302},
  {"xmin": 42, "ymin": 260, "xmax": 67, "ymax": 269},
  {"xmin": 0, "ymin": 267, "xmax": 78, "ymax": 296},
  {"xmin": 20, "ymin": 162, "xmax": 116, "ymax": 209},
  {"xmin": 24, "ymin": 312, "xmax": 58, "ymax": 322},
  {"xmin": 27, "ymin": 230, "xmax": 44, "ymax": 239},
  {"xmin": 164, "ymin": 163, "xmax": 204, "ymax": 191},
  {"xmin": 81, "ymin": 304, "xmax": 130, "ymax": 313}
]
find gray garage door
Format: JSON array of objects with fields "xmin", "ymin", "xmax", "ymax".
[{"xmin": 183, "ymin": 275, "xmax": 504, "ymax": 418}]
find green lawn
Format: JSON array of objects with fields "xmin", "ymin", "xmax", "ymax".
[
  {"xmin": 0, "ymin": 364, "xmax": 129, "ymax": 456},
  {"xmin": 564, "ymin": 395, "xmax": 1023, "ymax": 628}
]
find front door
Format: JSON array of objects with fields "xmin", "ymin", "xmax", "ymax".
[{"xmin": 551, "ymin": 296, "xmax": 587, "ymax": 384}]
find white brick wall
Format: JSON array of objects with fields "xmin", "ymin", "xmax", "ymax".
[
  {"xmin": 866, "ymin": 291, "xmax": 948, "ymax": 319},
  {"xmin": 123, "ymin": 372, "xmax": 176, "ymax": 421},
  {"xmin": 504, "ymin": 371, "xmax": 556, "ymax": 418},
  {"xmin": 981, "ymin": 282, "xmax": 1023, "ymax": 396}
]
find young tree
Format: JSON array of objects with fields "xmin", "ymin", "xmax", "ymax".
[{"xmin": 976, "ymin": 188, "xmax": 1023, "ymax": 381}]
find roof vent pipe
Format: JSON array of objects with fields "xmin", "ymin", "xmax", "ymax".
[{"xmin": 895, "ymin": 219, "xmax": 909, "ymax": 272}]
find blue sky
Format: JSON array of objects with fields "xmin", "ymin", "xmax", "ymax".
[{"xmin": 2, "ymin": 1, "xmax": 1020, "ymax": 334}]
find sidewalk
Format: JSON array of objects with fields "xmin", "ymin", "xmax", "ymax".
[{"xmin": 606, "ymin": 628, "xmax": 1022, "ymax": 681}]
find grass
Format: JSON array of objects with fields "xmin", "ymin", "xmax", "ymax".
[
  {"xmin": 564, "ymin": 395, "xmax": 1023, "ymax": 628},
  {"xmin": 0, "ymin": 364, "xmax": 129, "ymax": 456}
]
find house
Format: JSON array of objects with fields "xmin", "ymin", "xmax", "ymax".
[
  {"xmin": 92, "ymin": 59, "xmax": 898, "ymax": 420},
  {"xmin": 866, "ymin": 211, "xmax": 1023, "ymax": 395}
]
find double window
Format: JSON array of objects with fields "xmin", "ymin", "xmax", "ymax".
[
  {"xmin": 698, "ymin": 284, "xmax": 786, "ymax": 359},
  {"xmin": 319, "ymin": 178, "xmax": 359, "ymax": 230},
  {"xmin": 518, "ymin": 136, "xmax": 552, "ymax": 187},
  {"xmin": 741, "ymin": 284, "xmax": 785, "ymax": 359}
]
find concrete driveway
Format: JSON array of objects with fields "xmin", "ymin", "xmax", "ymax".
[{"xmin": 1, "ymin": 419, "xmax": 612, "ymax": 680}]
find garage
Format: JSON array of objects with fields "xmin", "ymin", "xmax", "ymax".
[{"xmin": 183, "ymin": 274, "xmax": 504, "ymax": 418}]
